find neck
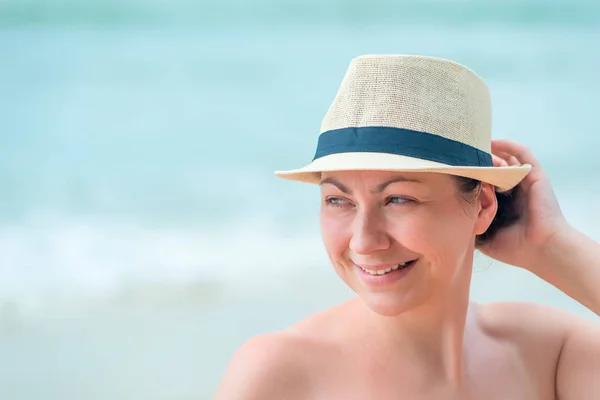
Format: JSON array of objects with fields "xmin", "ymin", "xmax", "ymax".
[{"xmin": 358, "ymin": 263, "xmax": 473, "ymax": 388}]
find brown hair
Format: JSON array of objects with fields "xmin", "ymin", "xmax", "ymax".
[{"xmin": 454, "ymin": 176, "xmax": 522, "ymax": 246}]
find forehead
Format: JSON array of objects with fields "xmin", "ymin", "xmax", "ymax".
[
  {"xmin": 319, "ymin": 170, "xmax": 455, "ymax": 194},
  {"xmin": 320, "ymin": 170, "xmax": 441, "ymax": 184}
]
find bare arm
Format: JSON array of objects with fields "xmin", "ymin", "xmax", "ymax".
[
  {"xmin": 525, "ymin": 225, "xmax": 600, "ymax": 316},
  {"xmin": 555, "ymin": 314, "xmax": 600, "ymax": 400},
  {"xmin": 213, "ymin": 333, "xmax": 308, "ymax": 400},
  {"xmin": 483, "ymin": 140, "xmax": 600, "ymax": 313},
  {"xmin": 527, "ymin": 227, "xmax": 600, "ymax": 400},
  {"xmin": 482, "ymin": 140, "xmax": 600, "ymax": 399}
]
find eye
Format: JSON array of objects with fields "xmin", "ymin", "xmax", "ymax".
[
  {"xmin": 385, "ymin": 196, "xmax": 413, "ymax": 205},
  {"xmin": 324, "ymin": 196, "xmax": 352, "ymax": 208}
]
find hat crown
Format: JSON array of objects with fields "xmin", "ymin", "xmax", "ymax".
[
  {"xmin": 321, "ymin": 54, "xmax": 492, "ymax": 153},
  {"xmin": 274, "ymin": 54, "xmax": 531, "ymax": 192}
]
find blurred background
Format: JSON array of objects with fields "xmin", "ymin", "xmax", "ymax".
[{"xmin": 1, "ymin": 0, "xmax": 599, "ymax": 398}]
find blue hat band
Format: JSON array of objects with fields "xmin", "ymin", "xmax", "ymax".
[{"xmin": 313, "ymin": 126, "xmax": 492, "ymax": 167}]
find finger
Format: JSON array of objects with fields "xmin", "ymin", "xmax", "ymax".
[
  {"xmin": 508, "ymin": 155, "xmax": 520, "ymax": 166},
  {"xmin": 493, "ymin": 150, "xmax": 531, "ymax": 168},
  {"xmin": 493, "ymin": 150, "xmax": 522, "ymax": 166},
  {"xmin": 492, "ymin": 154, "xmax": 509, "ymax": 167},
  {"xmin": 491, "ymin": 139, "xmax": 541, "ymax": 168}
]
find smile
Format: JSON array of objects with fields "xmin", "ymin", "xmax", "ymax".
[{"xmin": 356, "ymin": 260, "xmax": 417, "ymax": 276}]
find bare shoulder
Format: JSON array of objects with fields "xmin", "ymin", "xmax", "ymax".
[
  {"xmin": 214, "ymin": 301, "xmax": 352, "ymax": 400},
  {"xmin": 477, "ymin": 301, "xmax": 600, "ymax": 399},
  {"xmin": 475, "ymin": 301, "xmax": 599, "ymax": 359},
  {"xmin": 477, "ymin": 301, "xmax": 598, "ymax": 336},
  {"xmin": 213, "ymin": 331, "xmax": 314, "ymax": 400}
]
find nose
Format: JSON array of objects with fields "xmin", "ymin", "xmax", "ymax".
[{"xmin": 349, "ymin": 208, "xmax": 391, "ymax": 255}]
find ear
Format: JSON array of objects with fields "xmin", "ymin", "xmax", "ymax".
[{"xmin": 473, "ymin": 183, "xmax": 498, "ymax": 235}]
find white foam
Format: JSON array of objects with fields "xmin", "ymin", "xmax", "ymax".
[{"xmin": 0, "ymin": 216, "xmax": 328, "ymax": 316}]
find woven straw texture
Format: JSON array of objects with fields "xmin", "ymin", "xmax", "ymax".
[
  {"xmin": 321, "ymin": 54, "xmax": 491, "ymax": 152},
  {"xmin": 274, "ymin": 54, "xmax": 531, "ymax": 191}
]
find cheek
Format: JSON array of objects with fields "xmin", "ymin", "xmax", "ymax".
[
  {"xmin": 433, "ymin": 219, "xmax": 477, "ymax": 272},
  {"xmin": 389, "ymin": 206, "xmax": 476, "ymax": 261}
]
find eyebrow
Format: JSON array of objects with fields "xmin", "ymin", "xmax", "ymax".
[
  {"xmin": 319, "ymin": 177, "xmax": 352, "ymax": 194},
  {"xmin": 319, "ymin": 176, "xmax": 421, "ymax": 195}
]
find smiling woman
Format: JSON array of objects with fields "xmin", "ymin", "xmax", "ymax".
[
  {"xmin": 317, "ymin": 170, "xmax": 496, "ymax": 318},
  {"xmin": 214, "ymin": 55, "xmax": 600, "ymax": 399}
]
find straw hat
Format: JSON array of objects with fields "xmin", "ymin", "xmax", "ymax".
[{"xmin": 274, "ymin": 54, "xmax": 531, "ymax": 192}]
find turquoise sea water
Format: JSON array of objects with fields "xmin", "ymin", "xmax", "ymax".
[{"xmin": 1, "ymin": 0, "xmax": 599, "ymax": 398}]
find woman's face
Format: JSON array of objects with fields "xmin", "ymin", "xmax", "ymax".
[{"xmin": 319, "ymin": 170, "xmax": 497, "ymax": 316}]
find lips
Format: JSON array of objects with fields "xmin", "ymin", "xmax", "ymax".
[{"xmin": 355, "ymin": 260, "xmax": 418, "ymax": 276}]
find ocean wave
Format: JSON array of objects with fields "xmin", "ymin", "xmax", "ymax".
[{"xmin": 0, "ymin": 217, "xmax": 327, "ymax": 317}]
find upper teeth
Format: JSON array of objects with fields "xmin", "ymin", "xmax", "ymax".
[{"xmin": 360, "ymin": 262, "xmax": 409, "ymax": 275}]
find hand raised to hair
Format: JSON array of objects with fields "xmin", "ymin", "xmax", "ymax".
[{"xmin": 477, "ymin": 140, "xmax": 570, "ymax": 269}]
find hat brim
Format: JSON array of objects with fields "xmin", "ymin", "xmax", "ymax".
[{"xmin": 274, "ymin": 152, "xmax": 531, "ymax": 192}]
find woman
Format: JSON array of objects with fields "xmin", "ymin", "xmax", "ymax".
[{"xmin": 214, "ymin": 55, "xmax": 600, "ymax": 399}]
